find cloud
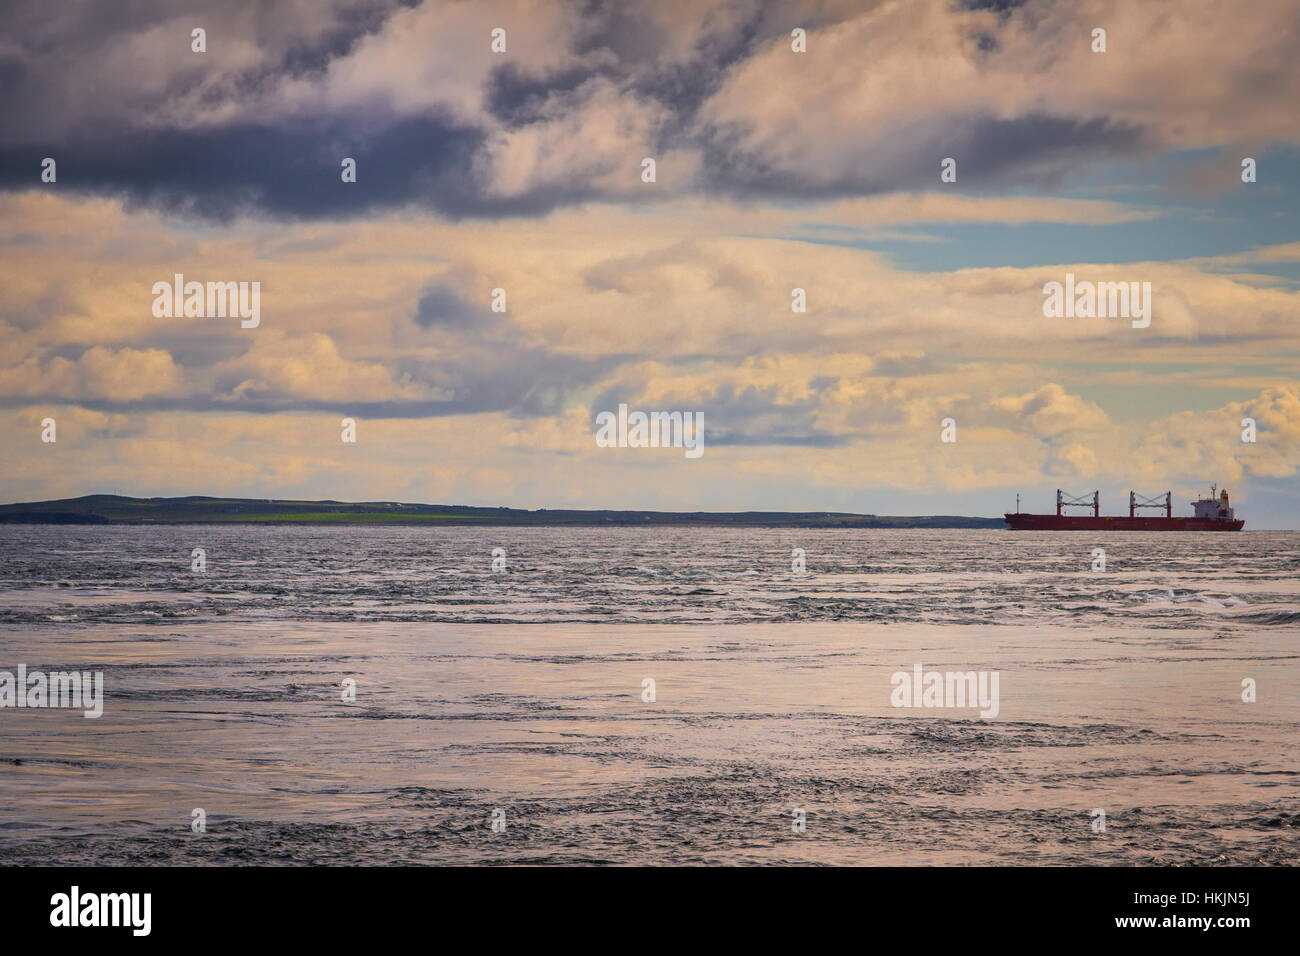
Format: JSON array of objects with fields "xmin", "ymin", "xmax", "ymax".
[
  {"xmin": 0, "ymin": 1, "xmax": 417, "ymax": 141},
  {"xmin": 2, "ymin": 194, "xmax": 1297, "ymax": 430},
  {"xmin": 476, "ymin": 78, "xmax": 691, "ymax": 201},
  {"xmin": 413, "ymin": 284, "xmax": 480, "ymax": 330},
  {"xmin": 988, "ymin": 383, "xmax": 1110, "ymax": 437},
  {"xmin": 215, "ymin": 331, "xmax": 438, "ymax": 404},
  {"xmin": 0, "ymin": 2, "xmax": 1296, "ymax": 518},
  {"xmin": 0, "ymin": 346, "xmax": 183, "ymax": 401},
  {"xmin": 3, "ymin": 0, "xmax": 1297, "ymax": 219},
  {"xmin": 696, "ymin": 0, "xmax": 1300, "ymax": 200}
]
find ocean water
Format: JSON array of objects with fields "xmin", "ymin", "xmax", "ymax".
[{"xmin": 0, "ymin": 525, "xmax": 1297, "ymax": 865}]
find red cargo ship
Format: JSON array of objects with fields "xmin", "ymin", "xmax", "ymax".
[{"xmin": 1005, "ymin": 486, "xmax": 1244, "ymax": 531}]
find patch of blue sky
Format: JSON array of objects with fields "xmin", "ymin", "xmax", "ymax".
[{"xmin": 784, "ymin": 146, "xmax": 1300, "ymax": 275}]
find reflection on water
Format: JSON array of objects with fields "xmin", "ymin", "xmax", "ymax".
[{"xmin": 0, "ymin": 526, "xmax": 1297, "ymax": 864}]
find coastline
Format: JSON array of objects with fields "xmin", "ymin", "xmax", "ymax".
[{"xmin": 0, "ymin": 494, "xmax": 1006, "ymax": 529}]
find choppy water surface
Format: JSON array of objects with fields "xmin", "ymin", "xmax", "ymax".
[{"xmin": 0, "ymin": 525, "xmax": 1297, "ymax": 864}]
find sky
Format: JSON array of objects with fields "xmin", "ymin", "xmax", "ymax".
[{"xmin": 1, "ymin": 0, "xmax": 1297, "ymax": 526}]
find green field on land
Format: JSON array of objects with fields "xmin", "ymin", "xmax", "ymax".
[{"xmin": 0, "ymin": 494, "xmax": 1005, "ymax": 529}]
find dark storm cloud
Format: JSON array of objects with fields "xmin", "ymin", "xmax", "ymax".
[
  {"xmin": 696, "ymin": 113, "xmax": 1150, "ymax": 200},
  {"xmin": 0, "ymin": 118, "xmax": 549, "ymax": 221},
  {"xmin": 413, "ymin": 284, "xmax": 480, "ymax": 330},
  {"xmin": 485, "ymin": 62, "xmax": 607, "ymax": 126},
  {"xmin": 566, "ymin": 0, "xmax": 768, "ymax": 128},
  {"xmin": 0, "ymin": 0, "xmax": 416, "ymax": 143},
  {"xmin": 960, "ymin": 0, "xmax": 1029, "ymax": 13},
  {"xmin": 958, "ymin": 115, "xmax": 1150, "ymax": 185},
  {"xmin": 276, "ymin": 0, "xmax": 423, "ymax": 77},
  {"xmin": 0, "ymin": 0, "xmax": 1163, "ymax": 219}
]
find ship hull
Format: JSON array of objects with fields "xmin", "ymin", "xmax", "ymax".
[{"xmin": 1004, "ymin": 514, "xmax": 1244, "ymax": 531}]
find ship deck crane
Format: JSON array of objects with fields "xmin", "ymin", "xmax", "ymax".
[
  {"xmin": 1056, "ymin": 489, "xmax": 1099, "ymax": 517},
  {"xmin": 1130, "ymin": 491, "xmax": 1172, "ymax": 519}
]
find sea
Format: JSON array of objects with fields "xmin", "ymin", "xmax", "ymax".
[{"xmin": 1, "ymin": 524, "xmax": 1297, "ymax": 865}]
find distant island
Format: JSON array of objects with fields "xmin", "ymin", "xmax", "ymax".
[{"xmin": 0, "ymin": 495, "xmax": 1006, "ymax": 529}]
